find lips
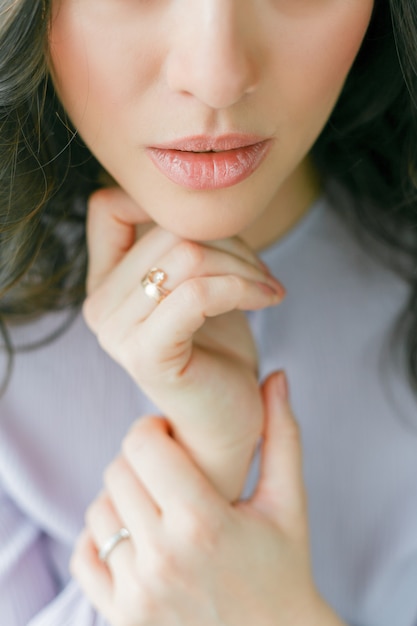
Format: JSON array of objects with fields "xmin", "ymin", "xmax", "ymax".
[{"xmin": 146, "ymin": 134, "xmax": 272, "ymax": 190}]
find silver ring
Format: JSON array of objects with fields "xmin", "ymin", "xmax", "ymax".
[
  {"xmin": 141, "ymin": 267, "xmax": 170, "ymax": 304},
  {"xmin": 98, "ymin": 527, "xmax": 131, "ymax": 563}
]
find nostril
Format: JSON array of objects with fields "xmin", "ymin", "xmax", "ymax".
[{"xmin": 164, "ymin": 30, "xmax": 260, "ymax": 109}]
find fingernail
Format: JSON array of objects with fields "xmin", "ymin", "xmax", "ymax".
[
  {"xmin": 256, "ymin": 281, "xmax": 285, "ymax": 299},
  {"xmin": 275, "ymin": 371, "xmax": 289, "ymax": 402},
  {"xmin": 266, "ymin": 277, "xmax": 287, "ymax": 298}
]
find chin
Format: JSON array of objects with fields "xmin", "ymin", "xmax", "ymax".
[
  {"xmin": 154, "ymin": 210, "xmax": 249, "ymax": 241},
  {"xmin": 143, "ymin": 190, "xmax": 257, "ymax": 242},
  {"xmin": 161, "ymin": 222, "xmax": 240, "ymax": 242}
]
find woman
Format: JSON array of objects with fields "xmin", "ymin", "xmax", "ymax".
[{"xmin": 1, "ymin": 1, "xmax": 417, "ymax": 624}]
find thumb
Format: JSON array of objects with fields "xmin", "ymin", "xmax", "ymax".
[
  {"xmin": 86, "ymin": 186, "xmax": 153, "ymax": 294},
  {"xmin": 250, "ymin": 371, "xmax": 307, "ymax": 533}
]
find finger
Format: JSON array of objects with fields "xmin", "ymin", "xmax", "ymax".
[
  {"xmin": 70, "ymin": 528, "xmax": 114, "ymax": 619},
  {"xmin": 103, "ymin": 454, "xmax": 162, "ymax": 554},
  {"xmin": 86, "ymin": 187, "xmax": 153, "ymax": 294},
  {"xmin": 202, "ymin": 236, "xmax": 269, "ymax": 273},
  {"xmin": 152, "ymin": 239, "xmax": 284, "ymax": 304},
  {"xmin": 85, "ymin": 491, "xmax": 134, "ymax": 575},
  {"xmin": 83, "ymin": 224, "xmax": 181, "ymax": 330},
  {"xmin": 84, "ymin": 226, "xmax": 282, "ymax": 332},
  {"xmin": 250, "ymin": 371, "xmax": 308, "ymax": 537},
  {"xmin": 122, "ymin": 416, "xmax": 225, "ymax": 520},
  {"xmin": 122, "ymin": 275, "xmax": 283, "ymax": 369},
  {"xmin": 94, "ymin": 242, "xmax": 284, "ymax": 348}
]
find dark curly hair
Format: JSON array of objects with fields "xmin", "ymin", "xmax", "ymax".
[{"xmin": 1, "ymin": 0, "xmax": 417, "ymax": 396}]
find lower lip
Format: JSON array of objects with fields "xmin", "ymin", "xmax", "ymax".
[{"xmin": 146, "ymin": 140, "xmax": 272, "ymax": 190}]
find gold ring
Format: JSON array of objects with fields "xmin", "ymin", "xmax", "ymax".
[{"xmin": 141, "ymin": 267, "xmax": 170, "ymax": 304}]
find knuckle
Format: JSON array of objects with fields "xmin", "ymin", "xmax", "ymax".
[
  {"xmin": 96, "ymin": 317, "xmax": 117, "ymax": 353},
  {"xmin": 227, "ymin": 274, "xmax": 246, "ymax": 293},
  {"xmin": 82, "ymin": 296, "xmax": 99, "ymax": 331},
  {"xmin": 87, "ymin": 187, "xmax": 114, "ymax": 214},
  {"xmin": 179, "ymin": 278, "xmax": 208, "ymax": 308},
  {"xmin": 122, "ymin": 417, "xmax": 156, "ymax": 457},
  {"xmin": 118, "ymin": 334, "xmax": 150, "ymax": 378},
  {"xmin": 179, "ymin": 508, "xmax": 221, "ymax": 554},
  {"xmin": 122, "ymin": 429, "xmax": 143, "ymax": 460},
  {"xmin": 126, "ymin": 585, "xmax": 159, "ymax": 623},
  {"xmin": 84, "ymin": 492, "xmax": 107, "ymax": 527},
  {"xmin": 97, "ymin": 318, "xmax": 135, "ymax": 367},
  {"xmin": 117, "ymin": 541, "xmax": 178, "ymax": 607},
  {"xmin": 175, "ymin": 240, "xmax": 205, "ymax": 272},
  {"xmin": 148, "ymin": 548, "xmax": 179, "ymax": 585}
]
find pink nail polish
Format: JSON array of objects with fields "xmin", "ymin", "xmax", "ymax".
[
  {"xmin": 256, "ymin": 281, "xmax": 283, "ymax": 298},
  {"xmin": 268, "ymin": 279, "xmax": 286, "ymax": 298}
]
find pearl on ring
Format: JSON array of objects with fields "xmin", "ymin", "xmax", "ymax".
[
  {"xmin": 98, "ymin": 527, "xmax": 131, "ymax": 563},
  {"xmin": 141, "ymin": 267, "xmax": 170, "ymax": 304}
]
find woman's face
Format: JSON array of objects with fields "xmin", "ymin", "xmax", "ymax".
[{"xmin": 49, "ymin": 0, "xmax": 374, "ymax": 242}]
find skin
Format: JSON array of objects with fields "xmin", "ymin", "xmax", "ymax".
[
  {"xmin": 49, "ymin": 0, "xmax": 374, "ymax": 248},
  {"xmin": 48, "ymin": 1, "xmax": 374, "ymax": 624},
  {"xmin": 46, "ymin": 0, "xmax": 375, "ymax": 502},
  {"xmin": 71, "ymin": 375, "xmax": 349, "ymax": 626},
  {"xmin": 81, "ymin": 189, "xmax": 286, "ymax": 502}
]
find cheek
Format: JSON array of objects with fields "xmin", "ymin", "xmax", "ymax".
[
  {"xmin": 48, "ymin": 5, "xmax": 157, "ymax": 136},
  {"xmin": 49, "ymin": 7, "xmax": 91, "ymax": 122},
  {"xmin": 276, "ymin": 2, "xmax": 374, "ymax": 119}
]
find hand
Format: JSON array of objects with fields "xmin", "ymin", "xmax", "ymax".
[
  {"xmin": 82, "ymin": 187, "xmax": 286, "ymax": 499},
  {"xmin": 71, "ymin": 372, "xmax": 342, "ymax": 626}
]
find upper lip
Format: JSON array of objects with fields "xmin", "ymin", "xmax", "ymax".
[{"xmin": 149, "ymin": 134, "xmax": 270, "ymax": 153}]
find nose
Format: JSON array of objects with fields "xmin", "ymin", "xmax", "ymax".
[{"xmin": 165, "ymin": 0, "xmax": 261, "ymax": 109}]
